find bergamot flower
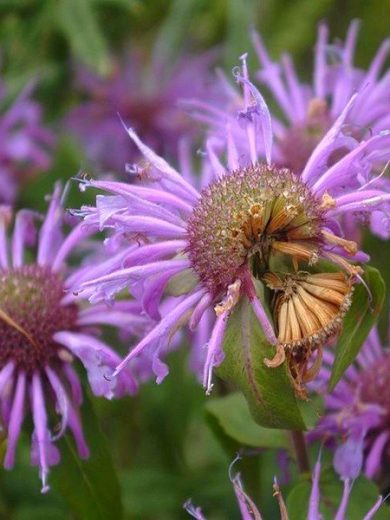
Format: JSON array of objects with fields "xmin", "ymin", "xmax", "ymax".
[
  {"xmin": 0, "ymin": 82, "xmax": 54, "ymax": 203},
  {"xmin": 312, "ymin": 324, "xmax": 390, "ymax": 483},
  {"xmin": 0, "ymin": 185, "xmax": 138, "ymax": 492},
  {"xmin": 75, "ymin": 59, "xmax": 390, "ymax": 398}
]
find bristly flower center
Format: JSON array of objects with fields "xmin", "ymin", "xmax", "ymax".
[
  {"xmin": 187, "ymin": 164, "xmax": 325, "ymax": 295},
  {"xmin": 0, "ymin": 265, "xmax": 78, "ymax": 372}
]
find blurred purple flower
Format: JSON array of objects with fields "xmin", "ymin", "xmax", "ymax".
[
  {"xmin": 0, "ymin": 184, "xmax": 142, "ymax": 492},
  {"xmin": 0, "ymin": 82, "xmax": 55, "ymax": 203},
  {"xmin": 184, "ymin": 454, "xmax": 384, "ymax": 519},
  {"xmin": 65, "ymin": 50, "xmax": 217, "ymax": 173},
  {"xmin": 186, "ymin": 21, "xmax": 390, "ymax": 238},
  {"xmin": 312, "ymin": 325, "xmax": 390, "ymax": 483},
  {"xmin": 252, "ymin": 21, "xmax": 390, "ymax": 174},
  {"xmin": 74, "ymin": 57, "xmax": 390, "ymax": 395},
  {"xmin": 307, "ymin": 452, "xmax": 383, "ymax": 520}
]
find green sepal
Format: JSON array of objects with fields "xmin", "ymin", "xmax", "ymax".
[
  {"xmin": 215, "ymin": 297, "xmax": 313, "ymax": 430},
  {"xmin": 329, "ymin": 265, "xmax": 385, "ymax": 391}
]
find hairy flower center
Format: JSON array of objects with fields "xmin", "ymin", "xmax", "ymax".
[
  {"xmin": 187, "ymin": 164, "xmax": 325, "ymax": 295},
  {"xmin": 0, "ymin": 265, "xmax": 78, "ymax": 371},
  {"xmin": 360, "ymin": 355, "xmax": 390, "ymax": 418}
]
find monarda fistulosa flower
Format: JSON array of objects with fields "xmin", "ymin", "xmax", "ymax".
[
  {"xmin": 186, "ymin": 21, "xmax": 390, "ymax": 239},
  {"xmin": 65, "ymin": 49, "xmax": 218, "ymax": 173},
  {"xmin": 0, "ymin": 82, "xmax": 55, "ymax": 204},
  {"xmin": 311, "ymin": 323, "xmax": 390, "ymax": 486},
  {"xmin": 75, "ymin": 57, "xmax": 390, "ymax": 406},
  {"xmin": 0, "ymin": 185, "xmax": 142, "ymax": 492}
]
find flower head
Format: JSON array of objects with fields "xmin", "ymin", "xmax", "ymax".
[
  {"xmin": 312, "ymin": 324, "xmax": 390, "ymax": 484},
  {"xmin": 0, "ymin": 185, "xmax": 138, "ymax": 492},
  {"xmin": 75, "ymin": 52, "xmax": 390, "ymax": 399},
  {"xmin": 186, "ymin": 22, "xmax": 390, "ymax": 239},
  {"xmin": 65, "ymin": 50, "xmax": 217, "ymax": 173},
  {"xmin": 0, "ymin": 82, "xmax": 54, "ymax": 203}
]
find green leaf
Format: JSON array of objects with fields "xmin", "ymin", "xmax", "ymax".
[
  {"xmin": 216, "ymin": 297, "xmax": 309, "ymax": 430},
  {"xmin": 14, "ymin": 506, "xmax": 67, "ymax": 520},
  {"xmin": 264, "ymin": 0, "xmax": 333, "ymax": 58},
  {"xmin": 329, "ymin": 265, "xmax": 385, "ymax": 390},
  {"xmin": 51, "ymin": 392, "xmax": 123, "ymax": 520},
  {"xmin": 287, "ymin": 466, "xmax": 388, "ymax": 520},
  {"xmin": 205, "ymin": 392, "xmax": 288, "ymax": 449},
  {"xmin": 121, "ymin": 468, "xmax": 180, "ymax": 517},
  {"xmin": 153, "ymin": 0, "xmax": 200, "ymax": 66},
  {"xmin": 19, "ymin": 136, "xmax": 91, "ymax": 213},
  {"xmin": 57, "ymin": 0, "xmax": 110, "ymax": 75},
  {"xmin": 225, "ymin": 0, "xmax": 260, "ymax": 69}
]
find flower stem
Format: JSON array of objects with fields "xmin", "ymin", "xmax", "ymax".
[{"xmin": 291, "ymin": 431, "xmax": 310, "ymax": 474}]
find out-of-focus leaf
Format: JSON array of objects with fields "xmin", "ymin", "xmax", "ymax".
[
  {"xmin": 57, "ymin": 0, "xmax": 110, "ymax": 75},
  {"xmin": 329, "ymin": 265, "xmax": 385, "ymax": 390},
  {"xmin": 225, "ymin": 0, "xmax": 260, "ymax": 69},
  {"xmin": 205, "ymin": 392, "xmax": 288, "ymax": 449},
  {"xmin": 92, "ymin": 0, "xmax": 138, "ymax": 8},
  {"xmin": 121, "ymin": 468, "xmax": 180, "ymax": 517},
  {"xmin": 265, "ymin": 0, "xmax": 333, "ymax": 57},
  {"xmin": 287, "ymin": 466, "xmax": 388, "ymax": 520},
  {"xmin": 216, "ymin": 297, "xmax": 309, "ymax": 430},
  {"xmin": 153, "ymin": 0, "xmax": 200, "ymax": 66},
  {"xmin": 19, "ymin": 136, "xmax": 90, "ymax": 212},
  {"xmin": 15, "ymin": 506, "xmax": 66, "ymax": 520},
  {"xmin": 362, "ymin": 232, "xmax": 390, "ymax": 336},
  {"xmin": 51, "ymin": 392, "xmax": 123, "ymax": 520}
]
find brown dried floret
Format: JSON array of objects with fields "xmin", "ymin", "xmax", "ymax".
[{"xmin": 263, "ymin": 270, "xmax": 354, "ymax": 397}]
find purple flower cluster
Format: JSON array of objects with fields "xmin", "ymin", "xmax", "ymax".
[
  {"xmin": 66, "ymin": 50, "xmax": 217, "ymax": 173},
  {"xmin": 186, "ymin": 21, "xmax": 390, "ymax": 239},
  {"xmin": 313, "ymin": 325, "xmax": 390, "ymax": 482},
  {"xmin": 0, "ymin": 83, "xmax": 54, "ymax": 203},
  {"xmin": 76, "ymin": 55, "xmax": 390, "ymax": 397},
  {"xmin": 2, "ymin": 20, "xmax": 390, "ymax": 508},
  {"xmin": 0, "ymin": 185, "xmax": 144, "ymax": 491}
]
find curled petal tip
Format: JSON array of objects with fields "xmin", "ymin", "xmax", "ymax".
[{"xmin": 264, "ymin": 344, "xmax": 286, "ymax": 368}]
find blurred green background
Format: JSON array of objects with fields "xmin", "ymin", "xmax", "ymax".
[{"xmin": 0, "ymin": 1, "xmax": 389, "ymax": 518}]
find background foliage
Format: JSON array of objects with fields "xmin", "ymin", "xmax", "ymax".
[{"xmin": 0, "ymin": 0, "xmax": 389, "ymax": 518}]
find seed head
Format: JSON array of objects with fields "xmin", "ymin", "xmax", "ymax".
[
  {"xmin": 187, "ymin": 164, "xmax": 325, "ymax": 295},
  {"xmin": 263, "ymin": 270, "xmax": 354, "ymax": 397},
  {"xmin": 0, "ymin": 265, "xmax": 78, "ymax": 371}
]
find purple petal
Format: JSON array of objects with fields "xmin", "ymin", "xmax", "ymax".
[
  {"xmin": 30, "ymin": 373, "xmax": 60, "ymax": 493},
  {"xmin": 203, "ymin": 312, "xmax": 228, "ymax": 395},
  {"xmin": 113, "ymin": 289, "xmax": 206, "ymax": 377},
  {"xmin": 4, "ymin": 371, "xmax": 26, "ymax": 469}
]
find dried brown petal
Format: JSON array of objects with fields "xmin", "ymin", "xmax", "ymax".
[{"xmin": 263, "ymin": 270, "xmax": 354, "ymax": 397}]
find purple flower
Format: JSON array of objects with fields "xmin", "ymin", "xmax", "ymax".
[
  {"xmin": 184, "ymin": 454, "xmax": 384, "ymax": 519},
  {"xmin": 0, "ymin": 184, "xmax": 140, "ymax": 492},
  {"xmin": 0, "ymin": 82, "xmax": 55, "ymax": 204},
  {"xmin": 307, "ymin": 452, "xmax": 384, "ymax": 520},
  {"xmin": 65, "ymin": 50, "xmax": 217, "ymax": 173},
  {"xmin": 186, "ymin": 22, "xmax": 390, "ymax": 239},
  {"xmin": 75, "ymin": 57, "xmax": 390, "ymax": 399},
  {"xmin": 312, "ymin": 325, "xmax": 390, "ymax": 482}
]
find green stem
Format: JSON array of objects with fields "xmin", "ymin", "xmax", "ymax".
[{"xmin": 291, "ymin": 431, "xmax": 310, "ymax": 474}]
